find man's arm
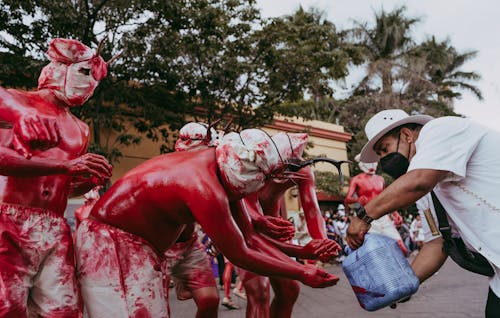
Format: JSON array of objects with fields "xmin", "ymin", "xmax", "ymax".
[
  {"xmin": 298, "ymin": 166, "xmax": 327, "ymax": 239},
  {"xmin": 347, "ymin": 169, "xmax": 447, "ymax": 249},
  {"xmin": 411, "ymin": 237, "xmax": 448, "ymax": 283},
  {"xmin": 1, "ymin": 88, "xmax": 61, "ymax": 157}
]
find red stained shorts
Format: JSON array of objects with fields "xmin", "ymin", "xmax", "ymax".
[
  {"xmin": 163, "ymin": 233, "xmax": 217, "ymax": 300},
  {"xmin": 75, "ymin": 218, "xmax": 169, "ymax": 318},
  {"xmin": 0, "ymin": 203, "xmax": 81, "ymax": 318}
]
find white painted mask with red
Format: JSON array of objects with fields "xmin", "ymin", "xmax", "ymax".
[
  {"xmin": 271, "ymin": 132, "xmax": 308, "ymax": 160},
  {"xmin": 355, "ymin": 154, "xmax": 378, "ymax": 174},
  {"xmin": 38, "ymin": 38, "xmax": 107, "ymax": 106},
  {"xmin": 216, "ymin": 129, "xmax": 283, "ymax": 196},
  {"xmin": 175, "ymin": 122, "xmax": 219, "ymax": 152}
]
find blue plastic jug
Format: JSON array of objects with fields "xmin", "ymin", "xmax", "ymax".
[{"xmin": 342, "ymin": 233, "xmax": 419, "ymax": 311}]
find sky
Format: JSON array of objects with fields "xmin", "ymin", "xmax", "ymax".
[{"xmin": 255, "ymin": 0, "xmax": 500, "ymax": 131}]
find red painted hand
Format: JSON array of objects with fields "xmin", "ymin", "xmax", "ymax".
[
  {"xmin": 12, "ymin": 113, "xmax": 61, "ymax": 158},
  {"xmin": 65, "ymin": 153, "xmax": 112, "ymax": 184},
  {"xmin": 301, "ymin": 264, "xmax": 339, "ymax": 288},
  {"xmin": 317, "ymin": 239, "xmax": 342, "ymax": 262},
  {"xmin": 301, "ymin": 239, "xmax": 341, "ymax": 262},
  {"xmin": 253, "ymin": 215, "xmax": 295, "ymax": 241}
]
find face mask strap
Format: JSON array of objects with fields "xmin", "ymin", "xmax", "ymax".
[{"xmin": 395, "ymin": 129, "xmax": 401, "ymax": 153}]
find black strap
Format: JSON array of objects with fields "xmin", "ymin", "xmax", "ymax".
[
  {"xmin": 430, "ymin": 191, "xmax": 452, "ymax": 240},
  {"xmin": 430, "ymin": 190, "xmax": 495, "ymax": 277}
]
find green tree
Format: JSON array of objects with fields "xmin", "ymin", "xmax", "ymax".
[
  {"xmin": 350, "ymin": 6, "xmax": 420, "ymax": 95},
  {"xmin": 337, "ymin": 7, "xmax": 481, "ymax": 167},
  {"xmin": 0, "ymin": 0, "xmax": 276, "ymax": 160},
  {"xmin": 257, "ymin": 7, "xmax": 361, "ymax": 110},
  {"xmin": 404, "ymin": 36, "xmax": 482, "ymax": 111}
]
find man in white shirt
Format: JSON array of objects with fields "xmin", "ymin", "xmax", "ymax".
[{"xmin": 346, "ymin": 109, "xmax": 500, "ymax": 317}]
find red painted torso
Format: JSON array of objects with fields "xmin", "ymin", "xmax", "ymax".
[
  {"xmin": 90, "ymin": 148, "xmax": 224, "ymax": 253},
  {"xmin": 0, "ymin": 89, "xmax": 89, "ymax": 215},
  {"xmin": 345, "ymin": 173, "xmax": 385, "ymax": 205}
]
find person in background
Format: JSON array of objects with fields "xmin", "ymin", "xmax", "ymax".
[{"xmin": 345, "ymin": 154, "xmax": 407, "ymax": 255}]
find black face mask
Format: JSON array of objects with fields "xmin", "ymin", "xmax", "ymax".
[{"xmin": 379, "ymin": 134, "xmax": 410, "ymax": 179}]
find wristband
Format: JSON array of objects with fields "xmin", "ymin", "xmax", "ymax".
[{"xmin": 356, "ymin": 206, "xmax": 374, "ymax": 225}]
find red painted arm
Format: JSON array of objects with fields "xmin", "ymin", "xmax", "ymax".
[
  {"xmin": 344, "ymin": 175, "xmax": 360, "ymax": 206},
  {"xmin": 0, "ymin": 148, "xmax": 111, "ymax": 180},
  {"xmin": 298, "ymin": 167, "xmax": 327, "ymax": 240},
  {"xmin": 192, "ymin": 185, "xmax": 337, "ymax": 288}
]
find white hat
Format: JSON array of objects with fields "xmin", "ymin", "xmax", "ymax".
[
  {"xmin": 360, "ymin": 109, "xmax": 433, "ymax": 163},
  {"xmin": 337, "ymin": 204, "xmax": 345, "ymax": 216}
]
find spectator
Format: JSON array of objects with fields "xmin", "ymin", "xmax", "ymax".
[
  {"xmin": 409, "ymin": 214, "xmax": 425, "ymax": 252},
  {"xmin": 346, "ymin": 109, "xmax": 500, "ymax": 317}
]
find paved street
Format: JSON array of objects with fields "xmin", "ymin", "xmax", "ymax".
[{"xmin": 169, "ymin": 258, "xmax": 489, "ymax": 317}]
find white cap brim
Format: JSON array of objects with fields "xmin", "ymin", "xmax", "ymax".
[{"xmin": 360, "ymin": 115, "xmax": 433, "ymax": 163}]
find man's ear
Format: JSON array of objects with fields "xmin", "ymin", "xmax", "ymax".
[{"xmin": 399, "ymin": 127, "xmax": 416, "ymax": 143}]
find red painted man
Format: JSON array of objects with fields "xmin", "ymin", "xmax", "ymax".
[
  {"xmin": 236, "ymin": 132, "xmax": 342, "ymax": 318},
  {"xmin": 171, "ymin": 123, "xmax": 333, "ymax": 316},
  {"xmin": 162, "ymin": 122, "xmax": 222, "ymax": 318},
  {"xmin": 0, "ymin": 38, "xmax": 112, "ymax": 317},
  {"xmin": 75, "ymin": 128, "xmax": 338, "ymax": 318},
  {"xmin": 344, "ymin": 154, "xmax": 406, "ymax": 254}
]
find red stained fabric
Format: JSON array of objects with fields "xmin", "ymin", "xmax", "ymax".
[
  {"xmin": 163, "ymin": 233, "xmax": 217, "ymax": 300},
  {"xmin": 0, "ymin": 204, "xmax": 81, "ymax": 317},
  {"xmin": 76, "ymin": 219, "xmax": 169, "ymax": 318}
]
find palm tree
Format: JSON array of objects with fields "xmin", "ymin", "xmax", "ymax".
[
  {"xmin": 350, "ymin": 6, "xmax": 420, "ymax": 95},
  {"xmin": 414, "ymin": 37, "xmax": 482, "ymax": 106}
]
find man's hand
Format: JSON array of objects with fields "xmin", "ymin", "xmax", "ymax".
[
  {"xmin": 12, "ymin": 113, "xmax": 61, "ymax": 158},
  {"xmin": 253, "ymin": 215, "xmax": 295, "ymax": 241},
  {"xmin": 301, "ymin": 264, "xmax": 339, "ymax": 288},
  {"xmin": 65, "ymin": 153, "xmax": 112, "ymax": 185},
  {"xmin": 346, "ymin": 216, "xmax": 370, "ymax": 250}
]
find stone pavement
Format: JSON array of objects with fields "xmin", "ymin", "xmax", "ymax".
[{"xmin": 169, "ymin": 258, "xmax": 490, "ymax": 317}]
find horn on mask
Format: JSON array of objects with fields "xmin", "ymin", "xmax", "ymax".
[
  {"xmin": 204, "ymin": 118, "xmax": 222, "ymax": 143},
  {"xmin": 222, "ymin": 118, "xmax": 234, "ymax": 134},
  {"xmin": 96, "ymin": 35, "xmax": 108, "ymax": 57},
  {"xmin": 107, "ymin": 50, "xmax": 124, "ymax": 65},
  {"xmin": 286, "ymin": 157, "xmax": 351, "ymax": 184}
]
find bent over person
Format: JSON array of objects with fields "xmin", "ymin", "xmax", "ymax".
[
  {"xmin": 75, "ymin": 129, "xmax": 338, "ymax": 318},
  {"xmin": 0, "ymin": 38, "xmax": 112, "ymax": 317},
  {"xmin": 346, "ymin": 109, "xmax": 500, "ymax": 317}
]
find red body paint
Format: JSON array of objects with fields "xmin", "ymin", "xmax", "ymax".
[
  {"xmin": 0, "ymin": 38, "xmax": 111, "ymax": 317},
  {"xmin": 345, "ymin": 170, "xmax": 407, "ymax": 255},
  {"xmin": 76, "ymin": 130, "xmax": 338, "ymax": 317}
]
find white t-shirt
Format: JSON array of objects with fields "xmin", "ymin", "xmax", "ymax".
[
  {"xmin": 408, "ymin": 116, "xmax": 500, "ymax": 296},
  {"xmin": 416, "ymin": 193, "xmax": 459, "ymax": 243}
]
